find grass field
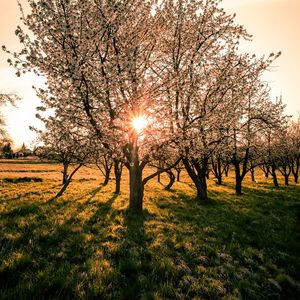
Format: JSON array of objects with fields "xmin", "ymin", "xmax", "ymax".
[{"xmin": 0, "ymin": 160, "xmax": 300, "ymax": 299}]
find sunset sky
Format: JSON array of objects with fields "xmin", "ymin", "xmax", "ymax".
[{"xmin": 0, "ymin": 0, "xmax": 299, "ymax": 149}]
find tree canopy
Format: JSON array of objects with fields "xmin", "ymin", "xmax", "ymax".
[{"xmin": 4, "ymin": 0, "xmax": 286, "ymax": 213}]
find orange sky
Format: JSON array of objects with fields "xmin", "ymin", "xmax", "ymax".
[{"xmin": 0, "ymin": 0, "xmax": 299, "ymax": 148}]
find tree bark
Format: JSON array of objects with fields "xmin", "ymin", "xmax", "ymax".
[
  {"xmin": 126, "ymin": 136, "xmax": 144, "ymax": 214},
  {"xmin": 233, "ymin": 156, "xmax": 243, "ymax": 195},
  {"xmin": 278, "ymin": 165, "xmax": 291, "ymax": 186},
  {"xmin": 271, "ymin": 164, "xmax": 279, "ymax": 188},
  {"xmin": 206, "ymin": 170, "xmax": 210, "ymax": 180},
  {"xmin": 224, "ymin": 164, "xmax": 229, "ymax": 177},
  {"xmin": 56, "ymin": 179, "xmax": 71, "ymax": 198},
  {"xmin": 124, "ymin": 137, "xmax": 181, "ymax": 215},
  {"xmin": 129, "ymin": 164, "xmax": 144, "ymax": 214},
  {"xmin": 212, "ymin": 156, "xmax": 223, "ymax": 185},
  {"xmin": 165, "ymin": 169, "xmax": 175, "ymax": 190},
  {"xmin": 176, "ymin": 168, "xmax": 181, "ymax": 182},
  {"xmin": 250, "ymin": 168, "xmax": 255, "ymax": 182},
  {"xmin": 235, "ymin": 177, "xmax": 242, "ymax": 195},
  {"xmin": 96, "ymin": 156, "xmax": 113, "ymax": 186},
  {"xmin": 234, "ymin": 162, "xmax": 243, "ymax": 195},
  {"xmin": 182, "ymin": 157, "xmax": 208, "ymax": 202},
  {"xmin": 157, "ymin": 168, "xmax": 161, "ymax": 183},
  {"xmin": 114, "ymin": 160, "xmax": 123, "ymax": 194},
  {"xmin": 284, "ymin": 175, "xmax": 289, "ymax": 186},
  {"xmin": 291, "ymin": 157, "xmax": 299, "ymax": 183},
  {"xmin": 62, "ymin": 162, "xmax": 69, "ymax": 185},
  {"xmin": 55, "ymin": 164, "xmax": 83, "ymax": 198},
  {"xmin": 103, "ymin": 167, "xmax": 111, "ymax": 185},
  {"xmin": 261, "ymin": 164, "xmax": 270, "ymax": 178}
]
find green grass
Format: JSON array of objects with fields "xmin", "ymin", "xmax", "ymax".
[{"xmin": 0, "ymin": 167, "xmax": 299, "ymax": 299}]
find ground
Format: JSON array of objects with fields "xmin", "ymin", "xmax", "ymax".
[{"xmin": 0, "ymin": 159, "xmax": 300, "ymax": 299}]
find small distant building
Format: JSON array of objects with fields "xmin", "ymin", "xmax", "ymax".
[{"xmin": 15, "ymin": 143, "xmax": 33, "ymax": 157}]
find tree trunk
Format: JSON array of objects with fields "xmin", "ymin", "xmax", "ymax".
[
  {"xmin": 279, "ymin": 165, "xmax": 291, "ymax": 186},
  {"xmin": 284, "ymin": 175, "xmax": 289, "ymax": 186},
  {"xmin": 294, "ymin": 173, "xmax": 299, "ymax": 184},
  {"xmin": 271, "ymin": 164, "xmax": 279, "ymax": 188},
  {"xmin": 262, "ymin": 164, "xmax": 270, "ymax": 178},
  {"xmin": 224, "ymin": 164, "xmax": 229, "ymax": 177},
  {"xmin": 206, "ymin": 170, "xmax": 210, "ymax": 179},
  {"xmin": 55, "ymin": 164, "xmax": 83, "ymax": 198},
  {"xmin": 291, "ymin": 158, "xmax": 299, "ymax": 183},
  {"xmin": 157, "ymin": 168, "xmax": 161, "ymax": 183},
  {"xmin": 214, "ymin": 157, "xmax": 223, "ymax": 185},
  {"xmin": 103, "ymin": 167, "xmax": 111, "ymax": 185},
  {"xmin": 183, "ymin": 158, "xmax": 208, "ymax": 202},
  {"xmin": 114, "ymin": 160, "xmax": 122, "ymax": 194},
  {"xmin": 251, "ymin": 168, "xmax": 255, "ymax": 182},
  {"xmin": 129, "ymin": 164, "xmax": 144, "ymax": 213},
  {"xmin": 62, "ymin": 163, "xmax": 69, "ymax": 185},
  {"xmin": 235, "ymin": 177, "xmax": 242, "ymax": 195},
  {"xmin": 176, "ymin": 169, "xmax": 181, "ymax": 182},
  {"xmin": 128, "ymin": 138, "xmax": 144, "ymax": 214},
  {"xmin": 233, "ymin": 159, "xmax": 243, "ymax": 195},
  {"xmin": 216, "ymin": 174, "xmax": 222, "ymax": 185},
  {"xmin": 198, "ymin": 173, "xmax": 208, "ymax": 200},
  {"xmin": 56, "ymin": 179, "xmax": 71, "ymax": 198},
  {"xmin": 96, "ymin": 158, "xmax": 113, "ymax": 186},
  {"xmin": 165, "ymin": 169, "xmax": 175, "ymax": 190}
]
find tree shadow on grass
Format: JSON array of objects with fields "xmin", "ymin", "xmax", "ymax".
[
  {"xmin": 44, "ymin": 182, "xmax": 106, "ymax": 207},
  {"xmin": 153, "ymin": 187, "xmax": 300, "ymax": 299},
  {"xmin": 0, "ymin": 191, "xmax": 120, "ymax": 300},
  {"xmin": 84, "ymin": 193, "xmax": 118, "ymax": 227},
  {"xmin": 1, "ymin": 183, "xmax": 60, "ymax": 203},
  {"xmin": 113, "ymin": 210, "xmax": 154, "ymax": 300}
]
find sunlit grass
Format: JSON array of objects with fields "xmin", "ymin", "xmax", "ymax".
[{"xmin": 0, "ymin": 160, "xmax": 299, "ymax": 299}]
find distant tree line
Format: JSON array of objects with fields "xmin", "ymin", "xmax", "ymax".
[{"xmin": 0, "ymin": 142, "xmax": 33, "ymax": 159}]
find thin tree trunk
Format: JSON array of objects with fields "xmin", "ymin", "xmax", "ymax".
[
  {"xmin": 233, "ymin": 158, "xmax": 243, "ymax": 195},
  {"xmin": 62, "ymin": 162, "xmax": 69, "ymax": 185},
  {"xmin": 279, "ymin": 165, "xmax": 291, "ymax": 186},
  {"xmin": 284, "ymin": 175, "xmax": 289, "ymax": 186},
  {"xmin": 271, "ymin": 164, "xmax": 279, "ymax": 188},
  {"xmin": 216, "ymin": 174, "xmax": 222, "ymax": 185},
  {"xmin": 206, "ymin": 170, "xmax": 210, "ymax": 180},
  {"xmin": 96, "ymin": 159, "xmax": 113, "ymax": 186},
  {"xmin": 157, "ymin": 168, "xmax": 161, "ymax": 183},
  {"xmin": 103, "ymin": 167, "xmax": 111, "ymax": 185},
  {"xmin": 55, "ymin": 164, "xmax": 83, "ymax": 198},
  {"xmin": 114, "ymin": 160, "xmax": 122, "ymax": 194},
  {"xmin": 224, "ymin": 164, "xmax": 229, "ymax": 177},
  {"xmin": 165, "ymin": 169, "xmax": 175, "ymax": 190},
  {"xmin": 234, "ymin": 163, "xmax": 242, "ymax": 195},
  {"xmin": 128, "ymin": 137, "xmax": 144, "ymax": 214},
  {"xmin": 183, "ymin": 158, "xmax": 208, "ymax": 202},
  {"xmin": 261, "ymin": 164, "xmax": 270, "ymax": 178},
  {"xmin": 56, "ymin": 179, "xmax": 71, "ymax": 198},
  {"xmin": 294, "ymin": 174, "xmax": 299, "ymax": 184},
  {"xmin": 213, "ymin": 157, "xmax": 223, "ymax": 185},
  {"xmin": 251, "ymin": 168, "xmax": 255, "ymax": 182},
  {"xmin": 291, "ymin": 158, "xmax": 299, "ymax": 183}
]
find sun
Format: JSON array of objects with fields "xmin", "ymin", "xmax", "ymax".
[{"xmin": 131, "ymin": 116, "xmax": 148, "ymax": 133}]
